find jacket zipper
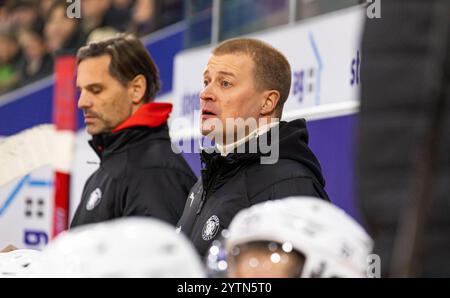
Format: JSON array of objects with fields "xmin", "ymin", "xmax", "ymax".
[{"xmin": 196, "ymin": 190, "xmax": 207, "ymax": 215}]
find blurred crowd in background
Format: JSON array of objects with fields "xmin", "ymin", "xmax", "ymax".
[
  {"xmin": 0, "ymin": 0, "xmax": 184, "ymax": 95},
  {"xmin": 0, "ymin": 0, "xmax": 363, "ymax": 96}
]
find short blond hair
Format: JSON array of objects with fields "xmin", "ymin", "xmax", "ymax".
[{"xmin": 213, "ymin": 38, "xmax": 292, "ymax": 116}]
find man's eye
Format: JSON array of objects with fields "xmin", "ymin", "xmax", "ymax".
[
  {"xmin": 222, "ymin": 81, "xmax": 231, "ymax": 88},
  {"xmin": 91, "ymin": 88, "xmax": 102, "ymax": 94},
  {"xmin": 203, "ymin": 80, "xmax": 209, "ymax": 87}
]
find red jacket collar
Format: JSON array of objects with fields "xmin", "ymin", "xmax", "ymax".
[{"xmin": 113, "ymin": 102, "xmax": 173, "ymax": 133}]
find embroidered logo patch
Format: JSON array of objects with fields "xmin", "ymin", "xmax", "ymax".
[
  {"xmin": 202, "ymin": 215, "xmax": 220, "ymax": 241},
  {"xmin": 86, "ymin": 188, "xmax": 102, "ymax": 211}
]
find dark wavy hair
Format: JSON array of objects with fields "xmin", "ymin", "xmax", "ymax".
[{"xmin": 77, "ymin": 34, "xmax": 161, "ymax": 101}]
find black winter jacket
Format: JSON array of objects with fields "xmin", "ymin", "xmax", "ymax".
[
  {"xmin": 176, "ymin": 119, "xmax": 329, "ymax": 256},
  {"xmin": 71, "ymin": 124, "xmax": 197, "ymax": 228}
]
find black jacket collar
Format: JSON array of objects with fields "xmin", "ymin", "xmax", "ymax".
[
  {"xmin": 200, "ymin": 119, "xmax": 326, "ymax": 193},
  {"xmin": 89, "ymin": 125, "xmax": 170, "ymax": 160}
]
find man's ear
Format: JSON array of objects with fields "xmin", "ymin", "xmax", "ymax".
[
  {"xmin": 260, "ymin": 90, "xmax": 281, "ymax": 116},
  {"xmin": 129, "ymin": 74, "xmax": 147, "ymax": 104}
]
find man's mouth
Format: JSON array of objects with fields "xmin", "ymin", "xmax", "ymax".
[
  {"xmin": 84, "ymin": 114, "xmax": 97, "ymax": 124},
  {"xmin": 201, "ymin": 109, "xmax": 217, "ymax": 119}
]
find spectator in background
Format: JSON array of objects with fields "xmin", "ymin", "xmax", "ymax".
[
  {"xmin": 87, "ymin": 27, "xmax": 120, "ymax": 44},
  {"xmin": 8, "ymin": 0, "xmax": 44, "ymax": 34},
  {"xmin": 0, "ymin": 30, "xmax": 23, "ymax": 94},
  {"xmin": 44, "ymin": 1, "xmax": 86, "ymax": 54},
  {"xmin": 81, "ymin": 0, "xmax": 111, "ymax": 36},
  {"xmin": 0, "ymin": 1, "xmax": 11, "ymax": 32},
  {"xmin": 39, "ymin": 0, "xmax": 55, "ymax": 18},
  {"xmin": 130, "ymin": 0, "xmax": 156, "ymax": 36},
  {"xmin": 129, "ymin": 0, "xmax": 183, "ymax": 37},
  {"xmin": 17, "ymin": 29, "xmax": 53, "ymax": 86},
  {"xmin": 103, "ymin": 0, "xmax": 133, "ymax": 33},
  {"xmin": 0, "ymin": 0, "xmax": 184, "ymax": 95}
]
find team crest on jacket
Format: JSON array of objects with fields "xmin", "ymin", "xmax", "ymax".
[
  {"xmin": 86, "ymin": 188, "xmax": 102, "ymax": 211},
  {"xmin": 202, "ymin": 215, "xmax": 220, "ymax": 241}
]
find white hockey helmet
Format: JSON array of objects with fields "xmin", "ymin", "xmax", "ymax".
[
  {"xmin": 0, "ymin": 249, "xmax": 42, "ymax": 278},
  {"xmin": 31, "ymin": 217, "xmax": 205, "ymax": 278},
  {"xmin": 225, "ymin": 197, "xmax": 374, "ymax": 278}
]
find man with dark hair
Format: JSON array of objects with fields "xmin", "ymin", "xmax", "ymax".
[
  {"xmin": 71, "ymin": 35, "xmax": 196, "ymax": 228},
  {"xmin": 176, "ymin": 38, "xmax": 329, "ymax": 256}
]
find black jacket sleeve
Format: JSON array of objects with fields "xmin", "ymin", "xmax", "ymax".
[{"xmin": 122, "ymin": 168, "xmax": 196, "ymax": 226}]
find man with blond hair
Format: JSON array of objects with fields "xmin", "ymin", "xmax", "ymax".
[{"xmin": 176, "ymin": 38, "xmax": 329, "ymax": 256}]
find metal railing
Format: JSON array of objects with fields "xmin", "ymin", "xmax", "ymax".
[{"xmin": 185, "ymin": 0, "xmax": 362, "ymax": 48}]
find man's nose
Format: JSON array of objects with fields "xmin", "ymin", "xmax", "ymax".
[
  {"xmin": 200, "ymin": 84, "xmax": 216, "ymax": 102},
  {"xmin": 78, "ymin": 91, "xmax": 93, "ymax": 109}
]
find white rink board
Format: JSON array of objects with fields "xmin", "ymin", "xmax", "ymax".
[{"xmin": 0, "ymin": 166, "xmax": 53, "ymax": 250}]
